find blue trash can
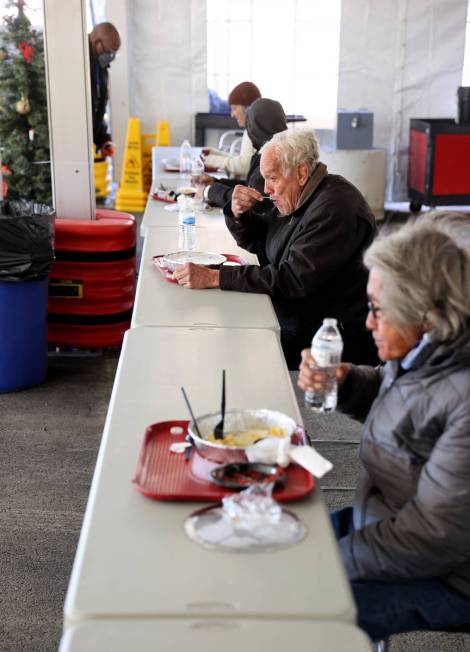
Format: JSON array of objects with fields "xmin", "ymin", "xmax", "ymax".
[{"xmin": 0, "ymin": 277, "xmax": 49, "ymax": 392}]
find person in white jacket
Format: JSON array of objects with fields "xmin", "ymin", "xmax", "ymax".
[{"xmin": 203, "ymin": 81, "xmax": 261, "ymax": 178}]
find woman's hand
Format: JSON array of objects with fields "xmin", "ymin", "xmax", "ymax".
[
  {"xmin": 231, "ymin": 185, "xmax": 264, "ymax": 218},
  {"xmin": 172, "ymin": 263, "xmax": 220, "ymax": 289},
  {"xmin": 297, "ymin": 349, "xmax": 351, "ymax": 393}
]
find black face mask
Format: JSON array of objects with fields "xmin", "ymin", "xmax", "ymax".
[{"xmin": 97, "ymin": 51, "xmax": 116, "ymax": 69}]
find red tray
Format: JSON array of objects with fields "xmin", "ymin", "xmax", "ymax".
[
  {"xmin": 133, "ymin": 420, "xmax": 315, "ymax": 502},
  {"xmin": 151, "ymin": 193, "xmax": 177, "ymax": 203},
  {"xmin": 152, "ymin": 254, "xmax": 248, "ymax": 283}
]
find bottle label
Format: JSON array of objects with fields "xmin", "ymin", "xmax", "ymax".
[{"xmin": 182, "ymin": 215, "xmax": 195, "ymax": 225}]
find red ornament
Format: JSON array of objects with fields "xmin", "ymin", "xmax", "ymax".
[{"xmin": 18, "ymin": 41, "xmax": 34, "ymax": 64}]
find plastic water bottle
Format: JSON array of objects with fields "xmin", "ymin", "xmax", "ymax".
[
  {"xmin": 178, "ymin": 195, "xmax": 196, "ymax": 250},
  {"xmin": 305, "ymin": 318, "xmax": 343, "ymax": 412},
  {"xmin": 191, "ymin": 156, "xmax": 205, "ymax": 177},
  {"xmin": 179, "ymin": 139, "xmax": 192, "ymax": 178}
]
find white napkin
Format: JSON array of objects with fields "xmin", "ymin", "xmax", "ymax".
[
  {"xmin": 245, "ymin": 437, "xmax": 333, "ymax": 479},
  {"xmin": 164, "ymin": 203, "xmax": 180, "ymax": 212}
]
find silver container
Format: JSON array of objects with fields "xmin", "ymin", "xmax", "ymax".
[{"xmin": 188, "ymin": 409, "xmax": 297, "ymax": 464}]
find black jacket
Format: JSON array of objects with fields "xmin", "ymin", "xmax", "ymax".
[
  {"xmin": 220, "ymin": 164, "xmax": 376, "ymax": 362},
  {"xmin": 90, "ymin": 47, "xmax": 111, "ymax": 150}
]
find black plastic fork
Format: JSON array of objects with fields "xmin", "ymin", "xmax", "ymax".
[{"xmin": 213, "ymin": 369, "xmax": 226, "ymax": 440}]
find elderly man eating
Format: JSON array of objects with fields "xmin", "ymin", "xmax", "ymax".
[{"xmin": 173, "ymin": 128, "xmax": 377, "ymax": 368}]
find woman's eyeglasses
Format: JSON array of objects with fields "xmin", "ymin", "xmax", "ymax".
[{"xmin": 367, "ymin": 301, "xmax": 382, "ymax": 319}]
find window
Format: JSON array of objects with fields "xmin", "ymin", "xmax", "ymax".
[
  {"xmin": 207, "ymin": 0, "xmax": 341, "ymax": 128},
  {"xmin": 463, "ymin": 0, "xmax": 470, "ymax": 84}
]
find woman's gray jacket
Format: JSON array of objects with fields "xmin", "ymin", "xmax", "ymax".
[{"xmin": 337, "ymin": 329, "xmax": 470, "ymax": 598}]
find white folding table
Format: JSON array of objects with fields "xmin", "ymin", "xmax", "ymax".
[
  {"xmin": 59, "ymin": 619, "xmax": 371, "ymax": 652},
  {"xmin": 141, "ymin": 192, "xmax": 228, "ymax": 235},
  {"xmin": 131, "ymin": 227, "xmax": 279, "ymax": 332},
  {"xmin": 64, "ymin": 327, "xmax": 355, "ymax": 627}
]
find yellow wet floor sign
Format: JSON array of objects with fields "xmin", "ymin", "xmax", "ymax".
[{"xmin": 116, "ymin": 117, "xmax": 148, "ymax": 212}]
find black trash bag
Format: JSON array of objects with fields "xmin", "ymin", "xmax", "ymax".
[{"xmin": 0, "ymin": 200, "xmax": 55, "ymax": 281}]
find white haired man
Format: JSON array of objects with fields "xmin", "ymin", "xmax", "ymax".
[{"xmin": 173, "ymin": 128, "xmax": 377, "ymax": 369}]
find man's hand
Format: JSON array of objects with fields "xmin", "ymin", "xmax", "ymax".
[
  {"xmin": 191, "ymin": 173, "xmax": 214, "ymax": 187},
  {"xmin": 100, "ymin": 141, "xmax": 115, "ymax": 157},
  {"xmin": 231, "ymin": 185, "xmax": 264, "ymax": 218},
  {"xmin": 297, "ymin": 348, "xmax": 351, "ymax": 393},
  {"xmin": 173, "ymin": 263, "xmax": 220, "ymax": 289}
]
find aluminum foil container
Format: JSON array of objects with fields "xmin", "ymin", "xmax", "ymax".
[{"xmin": 188, "ymin": 409, "xmax": 297, "ymax": 464}]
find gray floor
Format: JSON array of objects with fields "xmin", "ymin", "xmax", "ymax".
[{"xmin": 1, "ymin": 356, "xmax": 470, "ymax": 651}]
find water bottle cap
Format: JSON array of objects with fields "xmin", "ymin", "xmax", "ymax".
[{"xmin": 323, "ymin": 318, "xmax": 338, "ymax": 326}]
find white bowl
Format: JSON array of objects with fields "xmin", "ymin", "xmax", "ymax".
[
  {"xmin": 163, "ymin": 251, "xmax": 227, "ymax": 272},
  {"xmin": 188, "ymin": 409, "xmax": 296, "ymax": 464}
]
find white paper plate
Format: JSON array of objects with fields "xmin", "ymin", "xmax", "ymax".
[
  {"xmin": 162, "ymin": 251, "xmax": 227, "ymax": 271},
  {"xmin": 161, "ymin": 158, "xmax": 180, "ymax": 171}
]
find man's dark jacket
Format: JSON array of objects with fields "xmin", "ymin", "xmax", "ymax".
[
  {"xmin": 220, "ymin": 163, "xmax": 377, "ymax": 366},
  {"xmin": 90, "ymin": 47, "xmax": 111, "ymax": 151}
]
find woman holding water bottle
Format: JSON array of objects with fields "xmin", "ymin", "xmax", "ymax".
[{"xmin": 298, "ymin": 218, "xmax": 470, "ymax": 642}]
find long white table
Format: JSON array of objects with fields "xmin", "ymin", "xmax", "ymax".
[
  {"xmin": 141, "ymin": 191, "xmax": 228, "ymax": 235},
  {"xmin": 64, "ymin": 327, "xmax": 355, "ymax": 627},
  {"xmin": 59, "ymin": 620, "xmax": 371, "ymax": 652},
  {"xmin": 131, "ymin": 227, "xmax": 279, "ymax": 332}
]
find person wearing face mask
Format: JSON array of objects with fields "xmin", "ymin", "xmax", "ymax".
[
  {"xmin": 173, "ymin": 127, "xmax": 378, "ymax": 370},
  {"xmin": 89, "ymin": 22, "xmax": 121, "ymax": 158}
]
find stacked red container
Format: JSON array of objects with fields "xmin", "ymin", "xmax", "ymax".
[{"xmin": 48, "ymin": 209, "xmax": 136, "ymax": 348}]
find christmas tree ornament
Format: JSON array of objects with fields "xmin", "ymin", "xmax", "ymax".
[
  {"xmin": 28, "ymin": 128, "xmax": 35, "ymax": 142},
  {"xmin": 18, "ymin": 40, "xmax": 34, "ymax": 64},
  {"xmin": 15, "ymin": 94, "xmax": 30, "ymax": 115}
]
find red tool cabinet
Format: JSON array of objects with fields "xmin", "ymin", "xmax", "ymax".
[{"xmin": 408, "ymin": 118, "xmax": 470, "ymax": 212}]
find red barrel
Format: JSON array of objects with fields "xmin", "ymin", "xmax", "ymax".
[{"xmin": 48, "ymin": 209, "xmax": 136, "ymax": 348}]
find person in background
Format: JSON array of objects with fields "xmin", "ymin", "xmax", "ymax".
[
  {"xmin": 173, "ymin": 127, "xmax": 378, "ymax": 369},
  {"xmin": 203, "ymin": 81, "xmax": 261, "ymax": 178},
  {"xmin": 89, "ymin": 22, "xmax": 121, "ymax": 158},
  {"xmin": 298, "ymin": 218, "xmax": 470, "ymax": 642},
  {"xmin": 194, "ymin": 98, "xmax": 287, "ymax": 208}
]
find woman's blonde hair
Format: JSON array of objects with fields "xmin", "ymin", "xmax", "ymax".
[{"xmin": 364, "ymin": 218, "xmax": 470, "ymax": 341}]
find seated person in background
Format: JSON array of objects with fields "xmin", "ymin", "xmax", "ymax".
[
  {"xmin": 298, "ymin": 218, "xmax": 470, "ymax": 642},
  {"xmin": 173, "ymin": 128, "xmax": 378, "ymax": 369},
  {"xmin": 203, "ymin": 81, "xmax": 261, "ymax": 178},
  {"xmin": 195, "ymin": 98, "xmax": 287, "ymax": 208}
]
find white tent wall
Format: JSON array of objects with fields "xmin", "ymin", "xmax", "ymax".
[
  {"xmin": 126, "ymin": 0, "xmax": 208, "ymax": 151},
  {"xmin": 338, "ymin": 0, "xmax": 468, "ymax": 202}
]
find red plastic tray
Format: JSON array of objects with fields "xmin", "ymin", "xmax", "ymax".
[
  {"xmin": 151, "ymin": 193, "xmax": 177, "ymax": 203},
  {"xmin": 133, "ymin": 420, "xmax": 315, "ymax": 502},
  {"xmin": 152, "ymin": 254, "xmax": 248, "ymax": 283}
]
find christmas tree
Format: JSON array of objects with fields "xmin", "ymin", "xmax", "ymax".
[{"xmin": 0, "ymin": 0, "xmax": 51, "ymax": 204}]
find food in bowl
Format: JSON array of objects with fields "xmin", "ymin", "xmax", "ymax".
[
  {"xmin": 205, "ymin": 426, "xmax": 287, "ymax": 447},
  {"xmin": 188, "ymin": 409, "xmax": 297, "ymax": 464}
]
